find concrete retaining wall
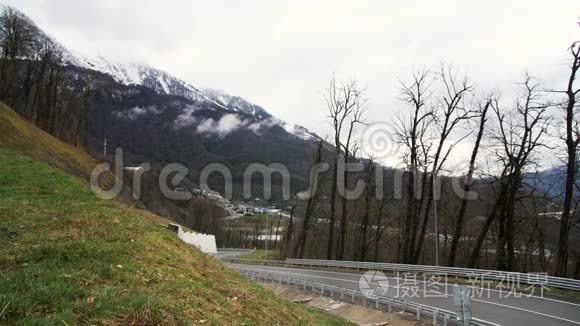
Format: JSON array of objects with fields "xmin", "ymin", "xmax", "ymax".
[{"xmin": 168, "ymin": 223, "xmax": 217, "ymax": 255}]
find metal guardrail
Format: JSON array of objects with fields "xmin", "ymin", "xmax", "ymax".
[
  {"xmin": 235, "ymin": 267, "xmax": 500, "ymax": 326},
  {"xmin": 283, "ymin": 259, "xmax": 580, "ymax": 292},
  {"xmin": 217, "ymin": 248, "xmax": 255, "ymax": 252}
]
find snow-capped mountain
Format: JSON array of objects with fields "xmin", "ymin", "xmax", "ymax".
[
  {"xmin": 68, "ymin": 54, "xmax": 318, "ymax": 139},
  {"xmin": 282, "ymin": 123, "xmax": 319, "ymax": 141},
  {"xmin": 29, "ymin": 17, "xmax": 223, "ymax": 107},
  {"xmin": 202, "ymin": 88, "xmax": 271, "ymax": 120},
  {"xmin": 64, "ymin": 54, "xmax": 225, "ymax": 107},
  {"xmin": 21, "ymin": 5, "xmax": 319, "ymax": 142},
  {"xmin": 3, "ymin": 5, "xmax": 332, "ymax": 205}
]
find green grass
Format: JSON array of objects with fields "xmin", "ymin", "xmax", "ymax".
[
  {"xmin": 238, "ymin": 249, "xmax": 282, "ymax": 261},
  {"xmin": 0, "ymin": 102, "xmax": 113, "ymax": 186},
  {"xmin": 0, "ymin": 103, "xmax": 351, "ymax": 325}
]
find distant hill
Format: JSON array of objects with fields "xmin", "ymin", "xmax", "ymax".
[{"xmin": 524, "ymin": 166, "xmax": 579, "ymax": 202}]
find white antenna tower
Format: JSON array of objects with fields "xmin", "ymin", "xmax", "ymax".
[{"xmin": 103, "ymin": 137, "xmax": 108, "ymax": 157}]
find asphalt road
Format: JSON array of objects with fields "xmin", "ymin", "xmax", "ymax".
[
  {"xmin": 229, "ymin": 263, "xmax": 580, "ymax": 326},
  {"xmin": 215, "ymin": 250, "xmax": 254, "ymax": 259}
]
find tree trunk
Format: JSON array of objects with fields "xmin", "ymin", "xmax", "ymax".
[
  {"xmin": 326, "ymin": 153, "xmax": 339, "ymax": 260},
  {"xmin": 359, "ymin": 194, "xmax": 371, "ymax": 261},
  {"xmin": 555, "ymin": 43, "xmax": 579, "ymax": 277},
  {"xmin": 467, "ymin": 197, "xmax": 502, "ymax": 268},
  {"xmin": 402, "ymin": 169, "xmax": 417, "ymax": 263},
  {"xmin": 337, "ymin": 153, "xmax": 349, "ymax": 260},
  {"xmin": 448, "ymin": 101, "xmax": 489, "ymax": 266},
  {"xmin": 413, "ymin": 173, "xmax": 435, "ymax": 263}
]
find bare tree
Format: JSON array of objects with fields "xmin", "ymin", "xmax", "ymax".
[
  {"xmin": 295, "ymin": 139, "xmax": 326, "ymax": 258},
  {"xmin": 554, "ymin": 41, "xmax": 580, "ymax": 276},
  {"xmin": 281, "ymin": 206, "xmax": 295, "ymax": 260},
  {"xmin": 373, "ymin": 188, "xmax": 391, "ymax": 262},
  {"xmin": 336, "ymin": 102, "xmax": 366, "ymax": 260},
  {"xmin": 447, "ymin": 98, "xmax": 491, "ymax": 266},
  {"xmin": 413, "ymin": 65, "xmax": 477, "ymax": 264},
  {"xmin": 0, "ymin": 6, "xmax": 39, "ymax": 97},
  {"xmin": 324, "ymin": 76, "xmax": 365, "ymax": 260},
  {"xmin": 358, "ymin": 157, "xmax": 376, "ymax": 261},
  {"xmin": 0, "ymin": 6, "xmax": 37, "ymax": 60},
  {"xmin": 468, "ymin": 76, "xmax": 551, "ymax": 270},
  {"xmin": 394, "ymin": 69, "xmax": 435, "ymax": 263}
]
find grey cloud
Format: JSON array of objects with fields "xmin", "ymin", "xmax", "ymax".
[
  {"xmin": 114, "ymin": 105, "xmax": 161, "ymax": 120},
  {"xmin": 173, "ymin": 105, "xmax": 198, "ymax": 129},
  {"xmin": 196, "ymin": 114, "xmax": 281, "ymax": 138}
]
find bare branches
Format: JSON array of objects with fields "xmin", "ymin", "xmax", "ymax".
[
  {"xmin": 324, "ymin": 75, "xmax": 367, "ymax": 260},
  {"xmin": 489, "ymin": 75, "xmax": 552, "ymax": 175},
  {"xmin": 325, "ymin": 76, "xmax": 367, "ymax": 150},
  {"xmin": 0, "ymin": 6, "xmax": 38, "ymax": 60},
  {"xmin": 394, "ymin": 69, "xmax": 435, "ymax": 171}
]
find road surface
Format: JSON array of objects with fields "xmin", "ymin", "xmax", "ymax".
[{"xmin": 229, "ymin": 263, "xmax": 580, "ymax": 326}]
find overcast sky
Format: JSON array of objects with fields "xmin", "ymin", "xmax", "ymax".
[{"xmin": 3, "ymin": 0, "xmax": 580, "ymax": 168}]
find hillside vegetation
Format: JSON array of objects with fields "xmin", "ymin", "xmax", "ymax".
[
  {"xmin": 0, "ymin": 103, "xmax": 349, "ymax": 325},
  {"xmin": 0, "ymin": 101, "xmax": 108, "ymax": 184}
]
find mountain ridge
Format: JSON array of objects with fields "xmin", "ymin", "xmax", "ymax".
[{"xmin": 56, "ymin": 40, "xmax": 319, "ymax": 141}]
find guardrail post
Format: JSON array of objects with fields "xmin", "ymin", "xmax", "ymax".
[
  {"xmin": 375, "ymin": 297, "xmax": 379, "ymax": 309},
  {"xmin": 443, "ymin": 313, "xmax": 449, "ymax": 326},
  {"xmin": 303, "ymin": 280, "xmax": 306, "ymax": 290},
  {"xmin": 286, "ymin": 276, "xmax": 290, "ymax": 286},
  {"xmin": 341, "ymin": 288, "xmax": 344, "ymax": 300},
  {"xmin": 351, "ymin": 292, "xmax": 355, "ymax": 303},
  {"xmin": 363, "ymin": 296, "xmax": 367, "ymax": 306},
  {"xmin": 402, "ymin": 301, "xmax": 407, "ymax": 313},
  {"xmin": 278, "ymin": 275, "xmax": 282, "ymax": 285},
  {"xmin": 433, "ymin": 309, "xmax": 439, "ymax": 326},
  {"xmin": 416, "ymin": 306, "xmax": 422, "ymax": 321},
  {"xmin": 330, "ymin": 287, "xmax": 334, "ymax": 297},
  {"xmin": 321, "ymin": 284, "xmax": 324, "ymax": 295},
  {"xmin": 387, "ymin": 298, "xmax": 392, "ymax": 312}
]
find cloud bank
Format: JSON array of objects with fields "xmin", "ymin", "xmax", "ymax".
[
  {"xmin": 114, "ymin": 105, "xmax": 161, "ymax": 120},
  {"xmin": 195, "ymin": 114, "xmax": 281, "ymax": 138}
]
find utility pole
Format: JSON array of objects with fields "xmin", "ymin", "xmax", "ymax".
[
  {"xmin": 433, "ymin": 173, "xmax": 439, "ymax": 266},
  {"xmin": 265, "ymin": 210, "xmax": 269, "ymax": 260}
]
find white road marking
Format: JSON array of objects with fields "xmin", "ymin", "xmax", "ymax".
[
  {"xmin": 232, "ymin": 264, "xmax": 580, "ymax": 324},
  {"xmin": 471, "ymin": 299, "xmax": 580, "ymax": 325},
  {"xmin": 236, "ymin": 264, "xmax": 580, "ymax": 308}
]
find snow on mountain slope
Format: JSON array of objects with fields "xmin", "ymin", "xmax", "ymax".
[
  {"xmin": 202, "ymin": 88, "xmax": 270, "ymax": 119},
  {"xmin": 73, "ymin": 54, "xmax": 320, "ymax": 141},
  {"xmin": 201, "ymin": 89, "xmax": 320, "ymax": 141},
  {"xmin": 70, "ymin": 55, "xmax": 226, "ymax": 107},
  {"xmin": 25, "ymin": 8, "xmax": 318, "ymax": 142},
  {"xmin": 282, "ymin": 123, "xmax": 319, "ymax": 141}
]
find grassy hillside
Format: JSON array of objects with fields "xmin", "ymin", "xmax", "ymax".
[
  {"xmin": 0, "ymin": 102, "xmax": 104, "ymax": 183},
  {"xmin": 0, "ymin": 103, "xmax": 350, "ymax": 325}
]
